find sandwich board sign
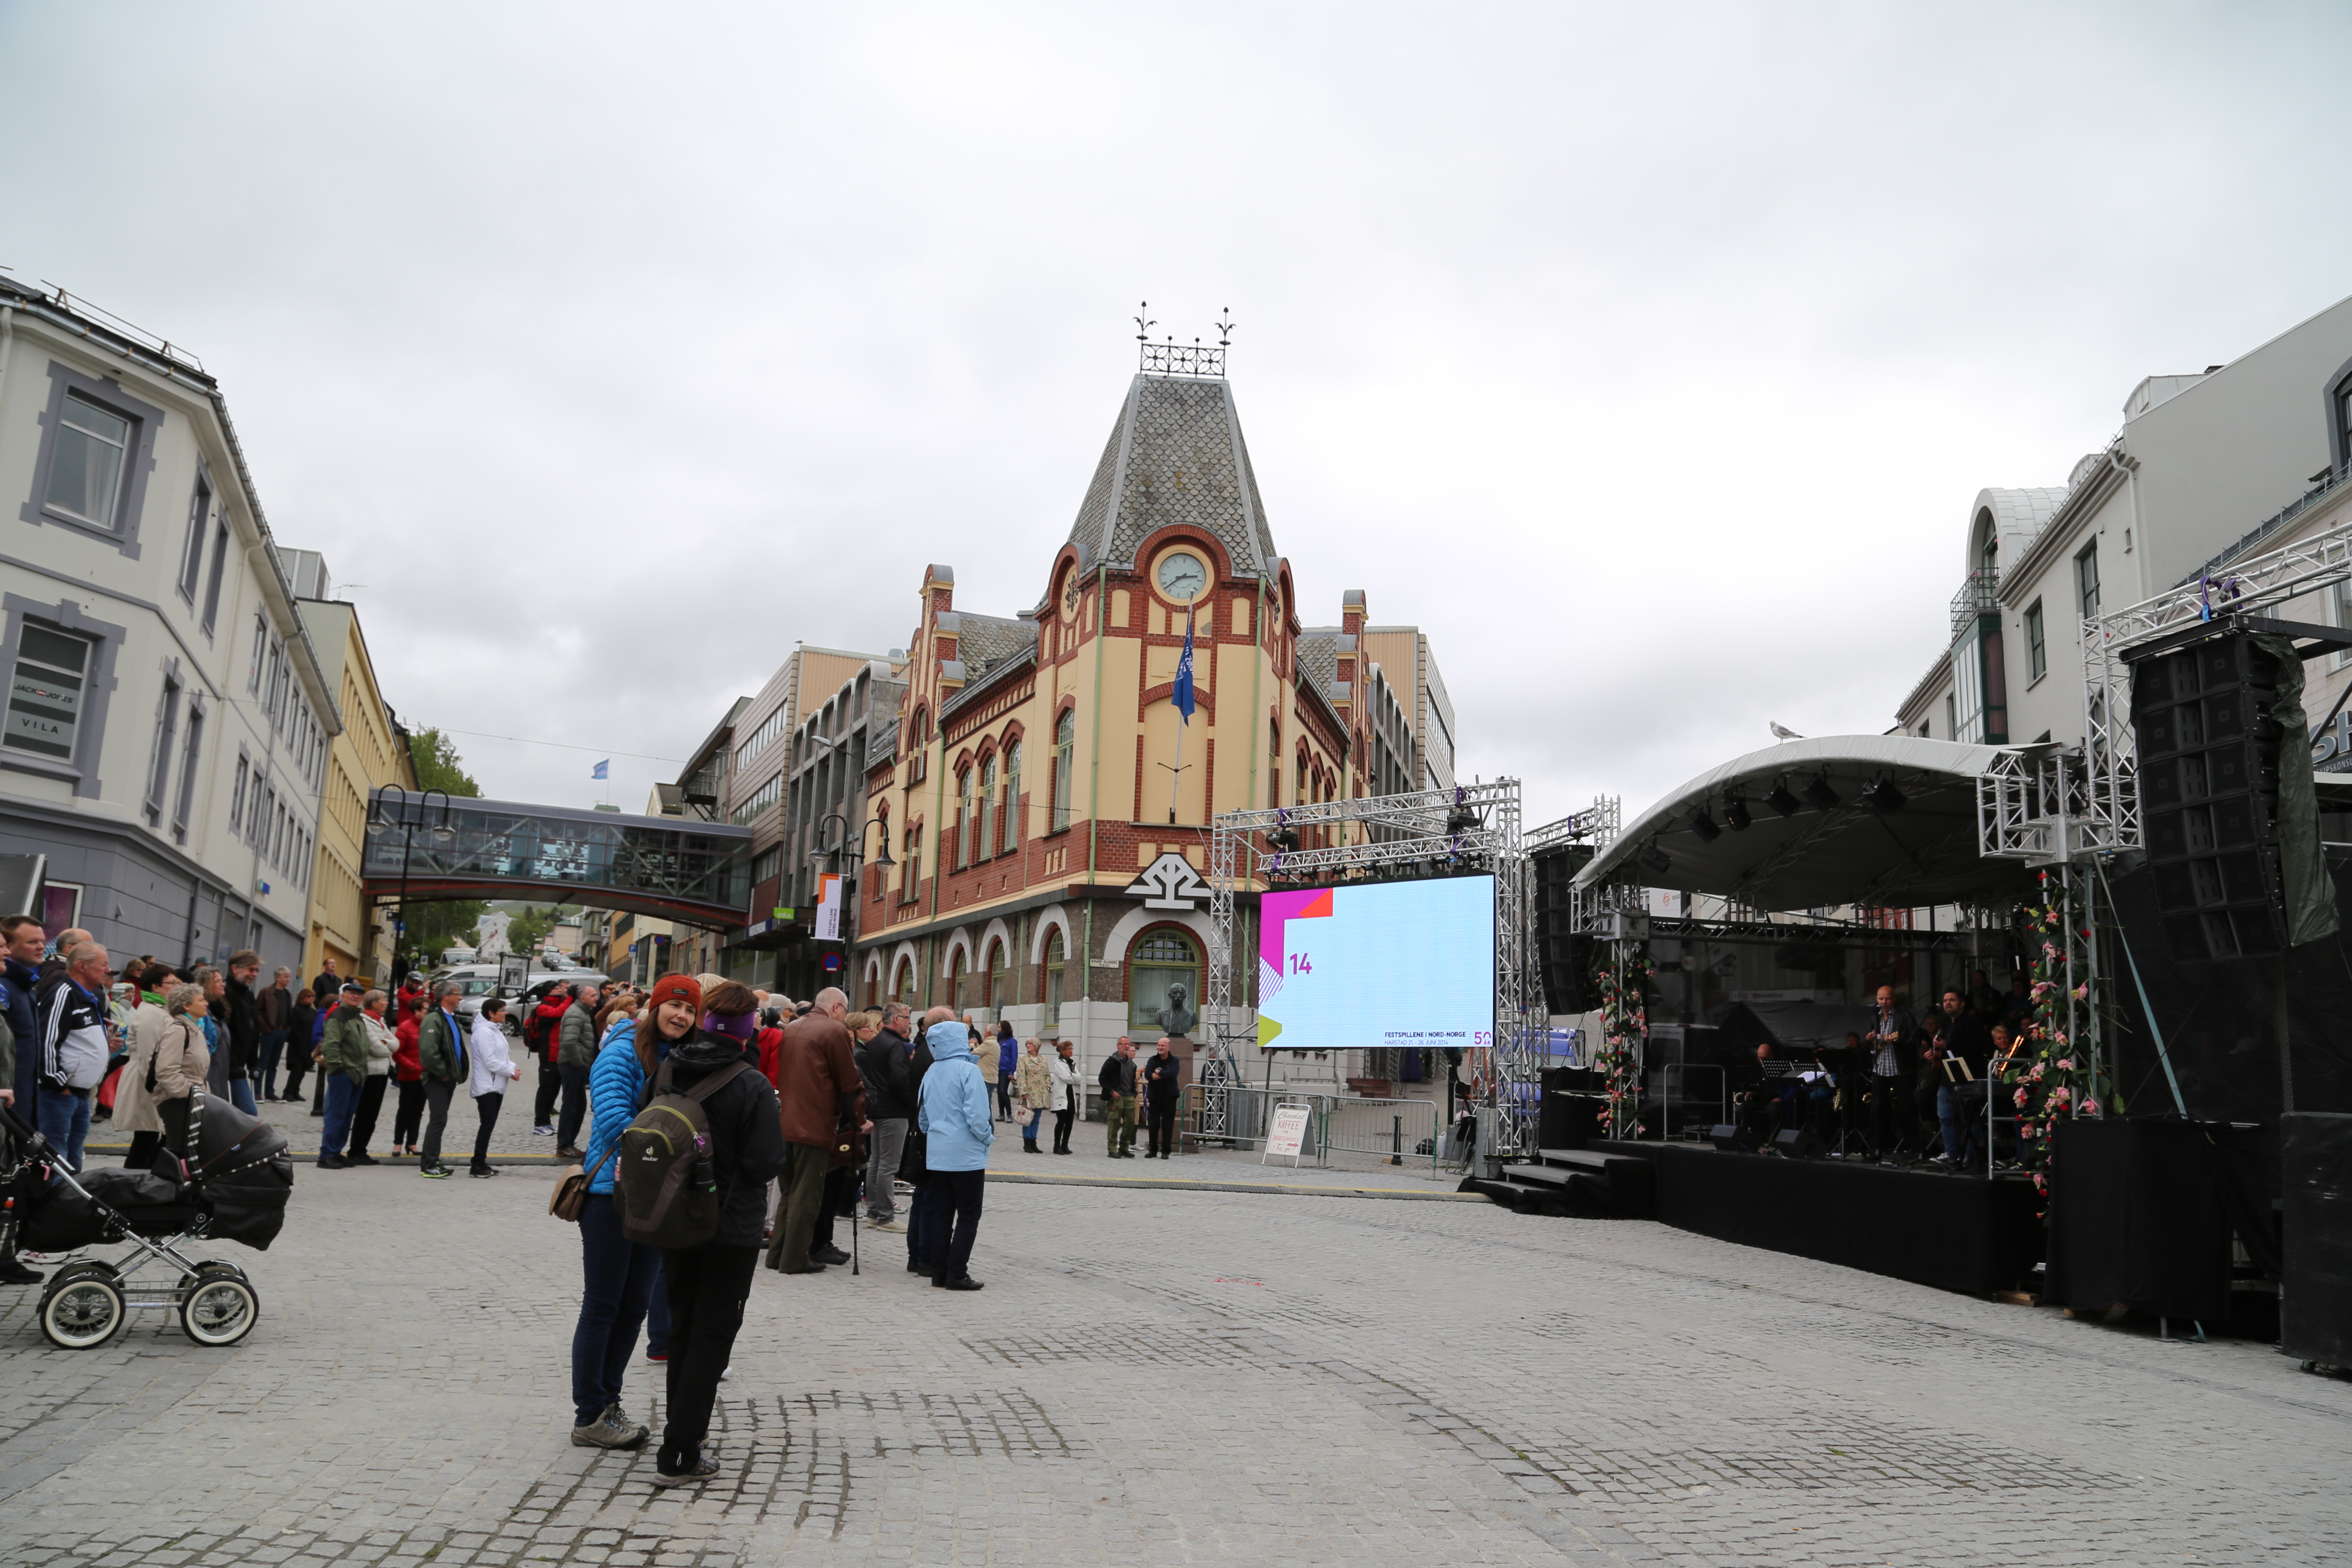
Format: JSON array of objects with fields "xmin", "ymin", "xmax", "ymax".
[{"xmin": 1262, "ymin": 1101, "xmax": 1314, "ymax": 1169}]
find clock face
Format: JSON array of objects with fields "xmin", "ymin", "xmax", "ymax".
[{"xmin": 1157, "ymin": 551, "xmax": 1209, "ymax": 601}]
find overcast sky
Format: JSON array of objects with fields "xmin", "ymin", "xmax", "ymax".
[{"xmin": 6, "ymin": 2, "xmax": 2350, "ymax": 827}]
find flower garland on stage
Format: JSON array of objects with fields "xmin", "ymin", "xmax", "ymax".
[
  {"xmin": 1593, "ymin": 946, "xmax": 1653, "ymax": 1139},
  {"xmin": 2009, "ymin": 869, "xmax": 2118, "ymax": 1211}
]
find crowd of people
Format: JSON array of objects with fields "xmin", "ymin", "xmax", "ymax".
[
  {"xmin": 0, "ymin": 912, "xmax": 1156, "ymax": 1487},
  {"xmin": 1727, "ymin": 968, "xmax": 2038, "ymax": 1167}
]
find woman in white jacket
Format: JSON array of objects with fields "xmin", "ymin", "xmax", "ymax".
[
  {"xmin": 1046, "ymin": 1041, "xmax": 1082, "ymax": 1155},
  {"xmin": 467, "ymin": 995, "xmax": 523, "ymax": 1178}
]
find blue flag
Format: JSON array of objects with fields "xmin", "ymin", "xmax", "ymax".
[
  {"xmin": 1171, "ymin": 602, "xmax": 1196, "ymax": 722},
  {"xmin": 591, "ymin": 759, "xmax": 609, "ymax": 780}
]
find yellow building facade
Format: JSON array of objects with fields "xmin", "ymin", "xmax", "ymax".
[{"xmin": 294, "ymin": 591, "xmax": 414, "ymax": 986}]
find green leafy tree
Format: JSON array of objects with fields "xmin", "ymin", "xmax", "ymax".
[
  {"xmin": 507, "ymin": 903, "xmax": 563, "ymax": 959},
  {"xmin": 408, "ymin": 727, "xmax": 481, "ymax": 798}
]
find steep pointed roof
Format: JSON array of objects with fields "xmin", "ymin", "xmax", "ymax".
[{"xmin": 1065, "ymin": 374, "xmax": 1279, "ymax": 576}]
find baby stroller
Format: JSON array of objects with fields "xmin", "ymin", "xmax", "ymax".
[{"xmin": 2, "ymin": 1090, "xmax": 294, "ymax": 1349}]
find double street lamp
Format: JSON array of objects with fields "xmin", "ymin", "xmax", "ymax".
[{"xmin": 369, "ymin": 785, "xmax": 453, "ymax": 976}]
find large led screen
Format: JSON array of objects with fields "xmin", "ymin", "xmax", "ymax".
[{"xmin": 1256, "ymin": 874, "xmax": 1494, "ymax": 1051}]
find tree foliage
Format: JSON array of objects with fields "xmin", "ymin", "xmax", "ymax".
[
  {"xmin": 507, "ymin": 903, "xmax": 564, "ymax": 958},
  {"xmin": 407, "ymin": 727, "xmax": 481, "ymax": 798}
]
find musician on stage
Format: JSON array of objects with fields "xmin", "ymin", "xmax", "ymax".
[
  {"xmin": 1932, "ymin": 987, "xmax": 1993, "ymax": 1165},
  {"xmin": 1860, "ymin": 984, "xmax": 1916, "ymax": 1159},
  {"xmin": 1734, "ymin": 1041, "xmax": 1795, "ymax": 1143}
]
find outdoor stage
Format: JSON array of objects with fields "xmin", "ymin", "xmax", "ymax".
[{"xmin": 1591, "ymin": 1139, "xmax": 2046, "ymax": 1296}]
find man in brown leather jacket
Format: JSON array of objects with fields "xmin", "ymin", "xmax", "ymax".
[{"xmin": 765, "ymin": 986, "xmax": 868, "ymax": 1274}]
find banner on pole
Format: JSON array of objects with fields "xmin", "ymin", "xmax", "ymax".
[{"xmin": 815, "ymin": 873, "xmax": 844, "ymax": 941}]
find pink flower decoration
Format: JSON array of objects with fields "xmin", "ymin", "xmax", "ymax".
[{"xmin": 2080, "ymin": 1098, "xmax": 2101, "ymax": 1115}]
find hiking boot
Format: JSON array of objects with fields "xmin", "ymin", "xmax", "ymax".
[
  {"xmin": 814, "ymin": 1245, "xmax": 851, "ymax": 1266},
  {"xmin": 651, "ymin": 1454, "xmax": 722, "ymax": 1488},
  {"xmin": 572, "ymin": 1403, "xmax": 649, "ymax": 1449}
]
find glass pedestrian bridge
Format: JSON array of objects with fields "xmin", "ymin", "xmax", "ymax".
[{"xmin": 361, "ymin": 791, "xmax": 752, "ymax": 926}]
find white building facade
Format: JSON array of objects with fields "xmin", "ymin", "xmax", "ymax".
[
  {"xmin": 1899, "ymin": 293, "xmax": 2352, "ymax": 752},
  {"xmin": 0, "ymin": 280, "xmax": 335, "ymax": 972}
]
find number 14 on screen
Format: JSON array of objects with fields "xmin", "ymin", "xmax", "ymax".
[{"xmin": 1288, "ymin": 952, "xmax": 1312, "ymax": 975}]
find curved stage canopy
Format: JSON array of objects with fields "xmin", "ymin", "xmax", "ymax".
[{"xmin": 1572, "ymin": 735, "xmax": 2034, "ymax": 912}]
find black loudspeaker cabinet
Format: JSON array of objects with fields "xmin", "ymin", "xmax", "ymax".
[
  {"xmin": 2283, "ymin": 1112, "xmax": 2352, "ymax": 1367},
  {"xmin": 1532, "ymin": 844, "xmax": 1598, "ymax": 1014},
  {"xmin": 1771, "ymin": 1127, "xmax": 1827, "ymax": 1160},
  {"xmin": 2125, "ymin": 632, "xmax": 2288, "ymax": 962}
]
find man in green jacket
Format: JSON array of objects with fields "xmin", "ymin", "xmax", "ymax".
[
  {"xmin": 554, "ymin": 981, "xmax": 599, "ymax": 1159},
  {"xmin": 316, "ymin": 984, "xmax": 370, "ymax": 1170},
  {"xmin": 415, "ymin": 981, "xmax": 470, "ymax": 1179}
]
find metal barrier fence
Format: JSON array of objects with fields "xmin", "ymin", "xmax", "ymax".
[{"xmin": 1182, "ymin": 1086, "xmax": 1444, "ymax": 1175}]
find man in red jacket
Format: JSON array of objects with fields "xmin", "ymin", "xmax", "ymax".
[
  {"xmin": 526, "ymin": 984, "xmax": 572, "ymax": 1136},
  {"xmin": 764, "ymin": 987, "xmax": 867, "ymax": 1275}
]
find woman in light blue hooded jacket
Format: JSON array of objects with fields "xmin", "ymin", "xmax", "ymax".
[{"xmin": 916, "ymin": 1017, "xmax": 993, "ymax": 1289}]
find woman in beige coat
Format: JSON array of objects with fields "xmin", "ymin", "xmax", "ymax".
[
  {"xmin": 139, "ymin": 983, "xmax": 213, "ymax": 1158},
  {"xmin": 112, "ymin": 966, "xmax": 181, "ymax": 1167}
]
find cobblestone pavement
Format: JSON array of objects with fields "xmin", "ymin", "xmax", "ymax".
[{"xmin": 5, "ymin": 1160, "xmax": 2350, "ymax": 1567}]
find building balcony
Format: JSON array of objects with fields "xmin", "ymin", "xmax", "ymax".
[{"xmin": 1950, "ymin": 569, "xmax": 2000, "ymax": 642}]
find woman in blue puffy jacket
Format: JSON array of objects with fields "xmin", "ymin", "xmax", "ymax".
[{"xmin": 565, "ymin": 989, "xmax": 683, "ymax": 1449}]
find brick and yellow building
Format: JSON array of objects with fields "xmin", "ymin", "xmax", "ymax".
[{"xmin": 850, "ymin": 359, "xmax": 1451, "ymax": 1072}]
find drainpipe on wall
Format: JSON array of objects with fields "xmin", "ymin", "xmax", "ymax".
[{"xmin": 1081, "ymin": 563, "xmax": 1109, "ymax": 1006}]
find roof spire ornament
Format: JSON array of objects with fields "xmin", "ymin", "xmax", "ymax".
[{"xmin": 1137, "ymin": 306, "xmax": 1231, "ymax": 380}]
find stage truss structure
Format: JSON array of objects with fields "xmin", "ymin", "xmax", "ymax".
[
  {"xmin": 1203, "ymin": 781, "xmax": 1538, "ymax": 1158},
  {"xmin": 1971, "ymin": 506, "xmax": 2352, "ymax": 1117}
]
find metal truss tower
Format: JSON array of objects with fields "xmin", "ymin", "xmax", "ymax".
[{"xmin": 1203, "ymin": 781, "xmax": 1537, "ymax": 1156}]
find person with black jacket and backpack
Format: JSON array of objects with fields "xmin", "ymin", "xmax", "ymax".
[{"xmin": 621, "ymin": 973, "xmax": 787, "ymax": 1487}]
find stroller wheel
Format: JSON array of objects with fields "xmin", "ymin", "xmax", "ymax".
[
  {"xmin": 180, "ymin": 1272, "xmax": 260, "ymax": 1346},
  {"xmin": 40, "ymin": 1265, "xmax": 125, "ymax": 1349}
]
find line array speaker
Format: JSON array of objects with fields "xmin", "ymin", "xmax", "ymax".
[
  {"xmin": 2126, "ymin": 632, "xmax": 2288, "ymax": 962},
  {"xmin": 1532, "ymin": 843, "xmax": 1597, "ymax": 1014}
]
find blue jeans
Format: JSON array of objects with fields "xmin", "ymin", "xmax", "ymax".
[
  {"xmin": 572, "ymin": 1193, "xmax": 661, "ymax": 1426},
  {"xmin": 320, "ymin": 1073, "xmax": 359, "ymax": 1158},
  {"xmin": 37, "ymin": 1087, "xmax": 92, "ymax": 1179},
  {"xmin": 230, "ymin": 1077, "xmax": 257, "ymax": 1116}
]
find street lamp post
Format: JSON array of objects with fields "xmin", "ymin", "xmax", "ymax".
[{"xmin": 369, "ymin": 785, "xmax": 453, "ymax": 977}]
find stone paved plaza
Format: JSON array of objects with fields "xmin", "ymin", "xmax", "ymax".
[{"xmin": 3, "ymin": 1146, "xmax": 2349, "ymax": 1568}]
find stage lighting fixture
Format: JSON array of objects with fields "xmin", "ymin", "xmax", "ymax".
[
  {"xmin": 1636, "ymin": 836, "xmax": 1672, "ymax": 874},
  {"xmin": 1687, "ymin": 805, "xmax": 1721, "ymax": 843},
  {"xmin": 1859, "ymin": 774, "xmax": 1907, "ymax": 813},
  {"xmin": 1723, "ymin": 790, "xmax": 1752, "ymax": 831},
  {"xmin": 1267, "ymin": 827, "xmax": 1300, "ymax": 853},
  {"xmin": 1765, "ymin": 777, "xmax": 1802, "ymax": 818},
  {"xmin": 1446, "ymin": 803, "xmax": 1481, "ymax": 834},
  {"xmin": 1802, "ymin": 769, "xmax": 1841, "ymax": 811}
]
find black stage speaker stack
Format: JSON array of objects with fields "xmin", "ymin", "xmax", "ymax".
[
  {"xmin": 1532, "ymin": 842, "xmax": 1597, "ymax": 1015},
  {"xmin": 1709, "ymin": 1124, "xmax": 1754, "ymax": 1153},
  {"xmin": 2283, "ymin": 1112, "xmax": 2352, "ymax": 1368},
  {"xmin": 2125, "ymin": 631, "xmax": 2288, "ymax": 963}
]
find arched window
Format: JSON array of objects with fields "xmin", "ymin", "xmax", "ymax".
[
  {"xmin": 956, "ymin": 767, "xmax": 974, "ymax": 869},
  {"xmin": 872, "ymin": 808, "xmax": 889, "ymax": 901},
  {"xmin": 986, "ymin": 938, "xmax": 1007, "ymax": 1007},
  {"xmin": 895, "ymin": 955, "xmax": 918, "ymax": 1008},
  {"xmin": 951, "ymin": 942, "xmax": 978, "ymax": 1014},
  {"xmin": 978, "ymin": 755, "xmax": 996, "ymax": 862},
  {"xmin": 1128, "ymin": 928, "xmax": 1200, "ymax": 1032},
  {"xmin": 1042, "ymin": 925, "xmax": 1066, "ymax": 1033},
  {"xmin": 902, "ymin": 821, "xmax": 922, "ymax": 903},
  {"xmin": 1051, "ymin": 709, "xmax": 1075, "ymax": 830},
  {"xmin": 1001, "ymin": 739, "xmax": 1023, "ymax": 852}
]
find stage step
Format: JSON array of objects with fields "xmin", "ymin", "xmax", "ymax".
[
  {"xmin": 1494, "ymin": 1163, "xmax": 1630, "ymax": 1214},
  {"xmin": 1531, "ymin": 1148, "xmax": 1655, "ymax": 1214}
]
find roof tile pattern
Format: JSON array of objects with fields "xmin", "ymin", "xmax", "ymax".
[{"xmin": 1066, "ymin": 375, "xmax": 1278, "ymax": 576}]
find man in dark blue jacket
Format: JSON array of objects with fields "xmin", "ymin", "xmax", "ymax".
[{"xmin": 0, "ymin": 914, "xmax": 42, "ymax": 1285}]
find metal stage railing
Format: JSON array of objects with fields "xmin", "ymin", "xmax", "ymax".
[{"xmin": 1182, "ymin": 1085, "xmax": 1446, "ymax": 1175}]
